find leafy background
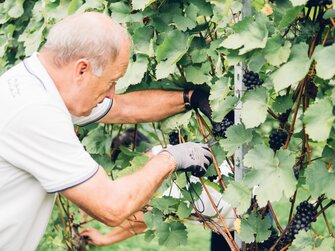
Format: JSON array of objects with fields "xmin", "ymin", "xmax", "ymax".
[{"xmin": 2, "ymin": 0, "xmax": 335, "ymax": 250}]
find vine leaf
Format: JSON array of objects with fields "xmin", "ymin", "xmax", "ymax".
[
  {"xmin": 116, "ymin": 54, "xmax": 148, "ymax": 92},
  {"xmin": 156, "ymin": 59, "xmax": 177, "ymax": 80},
  {"xmin": 184, "ymin": 64, "xmax": 211, "ymax": 84},
  {"xmin": 241, "ymin": 87, "xmax": 268, "ymax": 128},
  {"xmin": 209, "ymin": 77, "xmax": 238, "ymax": 122},
  {"xmin": 289, "ymin": 0, "xmax": 308, "ymax": 6},
  {"xmin": 222, "ymin": 181, "xmax": 253, "ymax": 215},
  {"xmin": 81, "ymin": 126, "xmax": 112, "ymax": 155},
  {"xmin": 157, "ymin": 222, "xmax": 188, "ymax": 248},
  {"xmin": 278, "ymin": 6, "xmax": 304, "ymax": 29},
  {"xmin": 132, "ymin": 26, "xmax": 154, "ymax": 56},
  {"xmin": 271, "ymin": 43, "xmax": 312, "ymax": 92},
  {"xmin": 150, "ymin": 196, "xmax": 180, "ymax": 214},
  {"xmin": 221, "ymin": 124, "xmax": 253, "ymax": 156},
  {"xmin": 156, "ymin": 30, "xmax": 194, "ymax": 63},
  {"xmin": 305, "ymin": 160, "xmax": 335, "ymax": 200},
  {"xmin": 271, "ymin": 94, "xmax": 294, "ymax": 113},
  {"xmin": 237, "ymin": 214, "xmax": 272, "ymax": 243},
  {"xmin": 289, "ymin": 230, "xmax": 335, "ymax": 251},
  {"xmin": 143, "ymin": 208, "xmax": 165, "ymax": 229},
  {"xmin": 176, "ymin": 201, "xmax": 193, "ymax": 219},
  {"xmin": 132, "ymin": 0, "xmax": 155, "ymax": 10},
  {"xmin": 303, "ymin": 98, "xmax": 335, "ymax": 142},
  {"xmin": 161, "ymin": 111, "xmax": 193, "ymax": 132},
  {"xmin": 314, "ymin": 44, "xmax": 335, "ymax": 80},
  {"xmin": 243, "ymin": 145, "xmax": 297, "ymax": 207},
  {"xmin": 220, "ymin": 15, "xmax": 268, "ymax": 55},
  {"xmin": 264, "ymin": 35, "xmax": 291, "ymax": 66}
]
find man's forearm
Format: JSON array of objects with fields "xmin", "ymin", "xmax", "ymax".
[{"xmin": 99, "ymin": 90, "xmax": 192, "ymax": 124}]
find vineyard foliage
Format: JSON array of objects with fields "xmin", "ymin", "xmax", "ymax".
[{"xmin": 2, "ymin": 0, "xmax": 335, "ymax": 250}]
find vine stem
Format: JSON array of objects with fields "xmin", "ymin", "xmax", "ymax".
[
  {"xmin": 195, "ymin": 112, "xmax": 227, "ymax": 190},
  {"xmin": 56, "ymin": 196, "xmax": 72, "ymax": 250},
  {"xmin": 288, "ymin": 190, "xmax": 297, "ymax": 224},
  {"xmin": 283, "ymin": 80, "xmax": 305, "ymax": 149},
  {"xmin": 199, "ymin": 178, "xmax": 240, "ymax": 251},
  {"xmin": 320, "ymin": 203, "xmax": 334, "ymax": 237},
  {"xmin": 315, "ymin": 200, "xmax": 335, "ymax": 218},
  {"xmin": 151, "ymin": 122, "xmax": 165, "ymax": 147},
  {"xmin": 192, "ymin": 207, "xmax": 237, "ymax": 251},
  {"xmin": 267, "ymin": 108, "xmax": 279, "ymax": 120},
  {"xmin": 267, "ymin": 202, "xmax": 283, "ymax": 233}
]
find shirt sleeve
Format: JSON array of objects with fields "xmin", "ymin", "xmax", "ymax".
[
  {"xmin": 72, "ymin": 98, "xmax": 113, "ymax": 126},
  {"xmin": 0, "ymin": 104, "xmax": 99, "ymax": 193}
]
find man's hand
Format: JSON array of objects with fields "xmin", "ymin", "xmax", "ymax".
[
  {"xmin": 190, "ymin": 90, "xmax": 212, "ymax": 120},
  {"xmin": 164, "ymin": 142, "xmax": 213, "ymax": 177}
]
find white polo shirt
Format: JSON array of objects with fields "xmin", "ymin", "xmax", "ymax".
[{"xmin": 0, "ymin": 53, "xmax": 112, "ymax": 251}]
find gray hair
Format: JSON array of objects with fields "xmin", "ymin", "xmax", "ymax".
[{"xmin": 42, "ymin": 12, "xmax": 130, "ymax": 76}]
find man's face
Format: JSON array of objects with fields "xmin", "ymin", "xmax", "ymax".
[{"xmin": 73, "ymin": 45, "xmax": 130, "ymax": 116}]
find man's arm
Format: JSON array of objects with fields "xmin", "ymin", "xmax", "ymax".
[
  {"xmin": 99, "ymin": 90, "xmax": 190, "ymax": 124},
  {"xmin": 62, "ymin": 152, "xmax": 175, "ymax": 226}
]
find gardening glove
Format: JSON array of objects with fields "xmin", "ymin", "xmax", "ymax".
[
  {"xmin": 190, "ymin": 90, "xmax": 212, "ymax": 120},
  {"xmin": 163, "ymin": 142, "xmax": 212, "ymax": 177}
]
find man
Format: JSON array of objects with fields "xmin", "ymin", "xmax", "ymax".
[{"xmin": 0, "ymin": 12, "xmax": 212, "ymax": 250}]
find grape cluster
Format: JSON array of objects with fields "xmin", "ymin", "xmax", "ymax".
[
  {"xmin": 207, "ymin": 174, "xmax": 218, "ymax": 182},
  {"xmin": 269, "ymin": 130, "xmax": 288, "ymax": 151},
  {"xmin": 168, "ymin": 131, "xmax": 180, "ymax": 145},
  {"xmin": 242, "ymin": 71, "xmax": 263, "ymax": 90},
  {"xmin": 306, "ymin": 0, "xmax": 332, "ymax": 6},
  {"xmin": 212, "ymin": 118, "xmax": 234, "ymax": 138},
  {"xmin": 278, "ymin": 109, "xmax": 291, "ymax": 124},
  {"xmin": 277, "ymin": 201, "xmax": 317, "ymax": 248}
]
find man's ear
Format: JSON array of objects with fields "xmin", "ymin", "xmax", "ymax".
[{"xmin": 74, "ymin": 59, "xmax": 90, "ymax": 79}]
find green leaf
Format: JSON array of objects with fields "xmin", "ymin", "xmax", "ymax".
[
  {"xmin": 157, "ymin": 222, "xmax": 188, "ymax": 248},
  {"xmin": 211, "ymin": 96, "xmax": 238, "ymax": 122},
  {"xmin": 81, "ymin": 126, "xmax": 112, "ymax": 155},
  {"xmin": 243, "ymin": 145, "xmax": 297, "ymax": 207},
  {"xmin": 289, "ymin": 230, "xmax": 335, "ymax": 251},
  {"xmin": 221, "ymin": 15, "xmax": 268, "ymax": 55},
  {"xmin": 289, "ymin": 0, "xmax": 308, "ymax": 6},
  {"xmin": 156, "ymin": 30, "xmax": 193, "ymax": 63},
  {"xmin": 181, "ymin": 182, "xmax": 203, "ymax": 201},
  {"xmin": 176, "ymin": 201, "xmax": 192, "ymax": 219},
  {"xmin": 172, "ymin": 15, "xmax": 197, "ymax": 32},
  {"xmin": 241, "ymin": 87, "xmax": 268, "ymax": 128},
  {"xmin": 222, "ymin": 181, "xmax": 253, "ymax": 214},
  {"xmin": 279, "ymin": 6, "xmax": 303, "ymax": 29},
  {"xmin": 116, "ymin": 55, "xmax": 148, "ymax": 92},
  {"xmin": 314, "ymin": 44, "xmax": 335, "ymax": 80},
  {"xmin": 143, "ymin": 208, "xmax": 164, "ymax": 229},
  {"xmin": 132, "ymin": 0, "xmax": 155, "ymax": 10},
  {"xmin": 156, "ymin": 59, "xmax": 177, "ymax": 80},
  {"xmin": 161, "ymin": 110, "xmax": 193, "ymax": 132},
  {"xmin": 150, "ymin": 196, "xmax": 180, "ymax": 214},
  {"xmin": 323, "ymin": 9, "xmax": 335, "ymax": 19},
  {"xmin": 116, "ymin": 154, "xmax": 149, "ymax": 178},
  {"xmin": 305, "ymin": 160, "xmax": 335, "ymax": 200},
  {"xmin": 303, "ymin": 98, "xmax": 335, "ymax": 142},
  {"xmin": 271, "ymin": 95, "xmax": 293, "ymax": 113},
  {"xmin": 264, "ymin": 35, "xmax": 291, "ymax": 66},
  {"xmin": 132, "ymin": 26, "xmax": 154, "ymax": 56},
  {"xmin": 238, "ymin": 214, "xmax": 272, "ymax": 243},
  {"xmin": 184, "ymin": 64, "xmax": 211, "ymax": 84},
  {"xmin": 288, "ymin": 230, "xmax": 314, "ymax": 251},
  {"xmin": 271, "ymin": 43, "xmax": 312, "ymax": 92},
  {"xmin": 8, "ymin": 0, "xmax": 24, "ymax": 18},
  {"xmin": 221, "ymin": 124, "xmax": 253, "ymax": 156}
]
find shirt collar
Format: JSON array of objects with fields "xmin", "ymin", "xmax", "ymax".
[{"xmin": 23, "ymin": 52, "xmax": 69, "ymax": 113}]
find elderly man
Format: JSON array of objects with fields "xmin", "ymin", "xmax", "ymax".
[{"xmin": 0, "ymin": 12, "xmax": 212, "ymax": 250}]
